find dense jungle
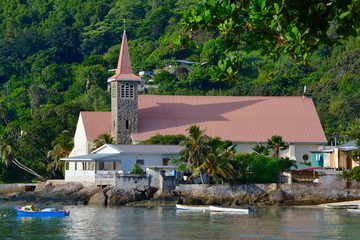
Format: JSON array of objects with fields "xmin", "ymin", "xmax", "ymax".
[{"xmin": 0, "ymin": 0, "xmax": 359, "ymax": 181}]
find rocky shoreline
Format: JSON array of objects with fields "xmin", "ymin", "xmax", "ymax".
[{"xmin": 2, "ymin": 180, "xmax": 360, "ymax": 207}]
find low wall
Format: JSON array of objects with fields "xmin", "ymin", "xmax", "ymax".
[
  {"xmin": 0, "ymin": 184, "xmax": 36, "ymax": 196},
  {"xmin": 159, "ymin": 176, "xmax": 176, "ymax": 191},
  {"xmin": 115, "ymin": 174, "xmax": 150, "ymax": 190},
  {"xmin": 175, "ymin": 176, "xmax": 360, "ymax": 206}
]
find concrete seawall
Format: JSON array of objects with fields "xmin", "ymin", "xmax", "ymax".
[
  {"xmin": 175, "ymin": 175, "xmax": 360, "ymax": 206},
  {"xmin": 0, "ymin": 184, "xmax": 36, "ymax": 195}
]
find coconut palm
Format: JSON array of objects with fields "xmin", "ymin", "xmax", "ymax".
[
  {"xmin": 252, "ymin": 145, "xmax": 269, "ymax": 155},
  {"xmin": 194, "ymin": 137, "xmax": 234, "ymax": 184},
  {"xmin": 266, "ymin": 135, "xmax": 289, "ymax": 158},
  {"xmin": 179, "ymin": 125, "xmax": 208, "ymax": 183},
  {"xmin": 47, "ymin": 130, "xmax": 74, "ymax": 173},
  {"xmin": 92, "ymin": 132, "xmax": 117, "ymax": 150},
  {"xmin": 0, "ymin": 126, "xmax": 47, "ymax": 181}
]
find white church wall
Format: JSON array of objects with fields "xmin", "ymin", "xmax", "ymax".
[{"xmin": 69, "ymin": 114, "xmax": 89, "ymax": 157}]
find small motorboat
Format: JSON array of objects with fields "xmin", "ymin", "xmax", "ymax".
[
  {"xmin": 176, "ymin": 204, "xmax": 210, "ymax": 211},
  {"xmin": 324, "ymin": 204, "xmax": 358, "ymax": 209},
  {"xmin": 347, "ymin": 209, "xmax": 360, "ymax": 213},
  {"xmin": 16, "ymin": 205, "xmax": 70, "ymax": 217},
  {"xmin": 209, "ymin": 206, "xmax": 249, "ymax": 214}
]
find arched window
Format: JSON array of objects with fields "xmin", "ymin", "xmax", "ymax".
[{"xmin": 120, "ymin": 83, "xmax": 135, "ymax": 99}]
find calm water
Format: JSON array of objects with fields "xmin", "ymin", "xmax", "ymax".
[{"xmin": 1, "ymin": 205, "xmax": 360, "ymax": 239}]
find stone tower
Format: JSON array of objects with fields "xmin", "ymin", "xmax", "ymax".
[{"xmin": 108, "ymin": 31, "xmax": 141, "ymax": 143}]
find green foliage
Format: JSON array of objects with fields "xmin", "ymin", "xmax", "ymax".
[
  {"xmin": 342, "ymin": 166, "xmax": 360, "ymax": 183},
  {"xmin": 233, "ymin": 153, "xmax": 296, "ymax": 184},
  {"xmin": 77, "ymin": 85, "xmax": 111, "ymax": 111},
  {"xmin": 141, "ymin": 134, "xmax": 186, "ymax": 145},
  {"xmin": 130, "ymin": 163, "xmax": 145, "ymax": 174},
  {"xmin": 266, "ymin": 135, "xmax": 289, "ymax": 158}
]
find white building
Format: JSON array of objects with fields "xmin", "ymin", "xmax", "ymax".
[{"xmin": 62, "ymin": 144, "xmax": 182, "ymax": 188}]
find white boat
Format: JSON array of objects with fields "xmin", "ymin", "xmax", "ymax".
[
  {"xmin": 347, "ymin": 209, "xmax": 360, "ymax": 213},
  {"xmin": 324, "ymin": 204, "xmax": 358, "ymax": 209},
  {"xmin": 209, "ymin": 206, "xmax": 249, "ymax": 214},
  {"xmin": 176, "ymin": 204, "xmax": 210, "ymax": 211}
]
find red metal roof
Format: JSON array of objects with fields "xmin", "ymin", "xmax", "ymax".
[
  {"xmin": 81, "ymin": 112, "xmax": 111, "ymax": 140},
  {"xmin": 80, "ymin": 95, "xmax": 327, "ymax": 144},
  {"xmin": 108, "ymin": 31, "xmax": 141, "ymax": 81}
]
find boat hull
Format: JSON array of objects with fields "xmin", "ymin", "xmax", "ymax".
[
  {"xmin": 16, "ymin": 209, "xmax": 70, "ymax": 217},
  {"xmin": 347, "ymin": 209, "xmax": 360, "ymax": 213},
  {"xmin": 209, "ymin": 206, "xmax": 249, "ymax": 214},
  {"xmin": 176, "ymin": 204, "xmax": 210, "ymax": 211},
  {"xmin": 324, "ymin": 204, "xmax": 358, "ymax": 209}
]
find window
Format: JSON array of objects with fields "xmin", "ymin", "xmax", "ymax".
[
  {"xmin": 66, "ymin": 162, "xmax": 69, "ymax": 170},
  {"xmin": 163, "ymin": 158, "xmax": 169, "ymax": 166},
  {"xmin": 136, "ymin": 159, "xmax": 144, "ymax": 165},
  {"xmin": 316, "ymin": 154, "xmax": 321, "ymax": 161},
  {"xmin": 125, "ymin": 120, "xmax": 129, "ymax": 129},
  {"xmin": 120, "ymin": 83, "xmax": 134, "ymax": 99},
  {"xmin": 302, "ymin": 154, "xmax": 309, "ymax": 161}
]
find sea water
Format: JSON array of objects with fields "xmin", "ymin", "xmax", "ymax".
[{"xmin": 1, "ymin": 205, "xmax": 360, "ymax": 239}]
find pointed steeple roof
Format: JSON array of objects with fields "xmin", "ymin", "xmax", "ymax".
[{"xmin": 108, "ymin": 31, "xmax": 141, "ymax": 82}]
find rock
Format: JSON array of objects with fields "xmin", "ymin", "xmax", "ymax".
[
  {"xmin": 107, "ymin": 189, "xmax": 145, "ymax": 206},
  {"xmin": 88, "ymin": 191, "xmax": 106, "ymax": 206},
  {"xmin": 34, "ymin": 182, "xmax": 52, "ymax": 192}
]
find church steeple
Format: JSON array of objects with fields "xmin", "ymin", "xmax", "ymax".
[
  {"xmin": 108, "ymin": 31, "xmax": 141, "ymax": 82},
  {"xmin": 108, "ymin": 30, "xmax": 140, "ymax": 144}
]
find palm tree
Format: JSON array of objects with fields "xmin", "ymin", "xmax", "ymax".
[
  {"xmin": 179, "ymin": 125, "xmax": 208, "ymax": 184},
  {"xmin": 252, "ymin": 145, "xmax": 269, "ymax": 155},
  {"xmin": 266, "ymin": 135, "xmax": 289, "ymax": 158},
  {"xmin": 194, "ymin": 137, "xmax": 234, "ymax": 184},
  {"xmin": 0, "ymin": 126, "xmax": 47, "ymax": 181},
  {"xmin": 47, "ymin": 130, "xmax": 74, "ymax": 174},
  {"xmin": 92, "ymin": 132, "xmax": 117, "ymax": 150}
]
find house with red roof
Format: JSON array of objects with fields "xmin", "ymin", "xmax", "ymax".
[{"xmin": 69, "ymin": 30, "xmax": 327, "ymax": 168}]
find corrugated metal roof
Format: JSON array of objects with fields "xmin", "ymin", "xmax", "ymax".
[
  {"xmin": 61, "ymin": 153, "xmax": 120, "ymax": 161},
  {"xmin": 80, "ymin": 95, "xmax": 327, "ymax": 144},
  {"xmin": 133, "ymin": 95, "xmax": 327, "ymax": 143},
  {"xmin": 112, "ymin": 144, "xmax": 183, "ymax": 154},
  {"xmin": 81, "ymin": 112, "xmax": 111, "ymax": 140}
]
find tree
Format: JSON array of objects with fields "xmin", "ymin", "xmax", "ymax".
[
  {"xmin": 47, "ymin": 130, "xmax": 74, "ymax": 177},
  {"xmin": 0, "ymin": 126, "xmax": 46, "ymax": 181},
  {"xmin": 266, "ymin": 135, "xmax": 289, "ymax": 158},
  {"xmin": 130, "ymin": 163, "xmax": 144, "ymax": 174},
  {"xmin": 140, "ymin": 134, "xmax": 186, "ymax": 145},
  {"xmin": 252, "ymin": 145, "xmax": 269, "ymax": 156},
  {"xmin": 92, "ymin": 132, "xmax": 117, "ymax": 150},
  {"xmin": 179, "ymin": 124, "xmax": 208, "ymax": 183},
  {"xmin": 178, "ymin": 0, "xmax": 360, "ymax": 83},
  {"xmin": 193, "ymin": 137, "xmax": 234, "ymax": 184}
]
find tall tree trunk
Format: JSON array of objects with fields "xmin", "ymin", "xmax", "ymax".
[{"xmin": 12, "ymin": 157, "xmax": 47, "ymax": 182}]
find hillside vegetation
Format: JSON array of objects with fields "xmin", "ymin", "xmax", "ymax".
[{"xmin": 0, "ymin": 0, "xmax": 359, "ymax": 181}]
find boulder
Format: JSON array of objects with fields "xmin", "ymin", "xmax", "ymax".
[
  {"xmin": 107, "ymin": 189, "xmax": 145, "ymax": 206},
  {"xmin": 88, "ymin": 191, "xmax": 106, "ymax": 206},
  {"xmin": 34, "ymin": 182, "xmax": 52, "ymax": 192}
]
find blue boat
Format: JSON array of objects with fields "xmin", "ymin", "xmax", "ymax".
[{"xmin": 16, "ymin": 205, "xmax": 70, "ymax": 217}]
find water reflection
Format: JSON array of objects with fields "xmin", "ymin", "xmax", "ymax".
[{"xmin": 2, "ymin": 205, "xmax": 360, "ymax": 239}]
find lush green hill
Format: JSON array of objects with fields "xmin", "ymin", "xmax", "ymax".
[{"xmin": 0, "ymin": 0, "xmax": 359, "ymax": 181}]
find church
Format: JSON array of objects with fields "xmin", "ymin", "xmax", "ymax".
[{"xmin": 69, "ymin": 30, "xmax": 327, "ymax": 162}]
